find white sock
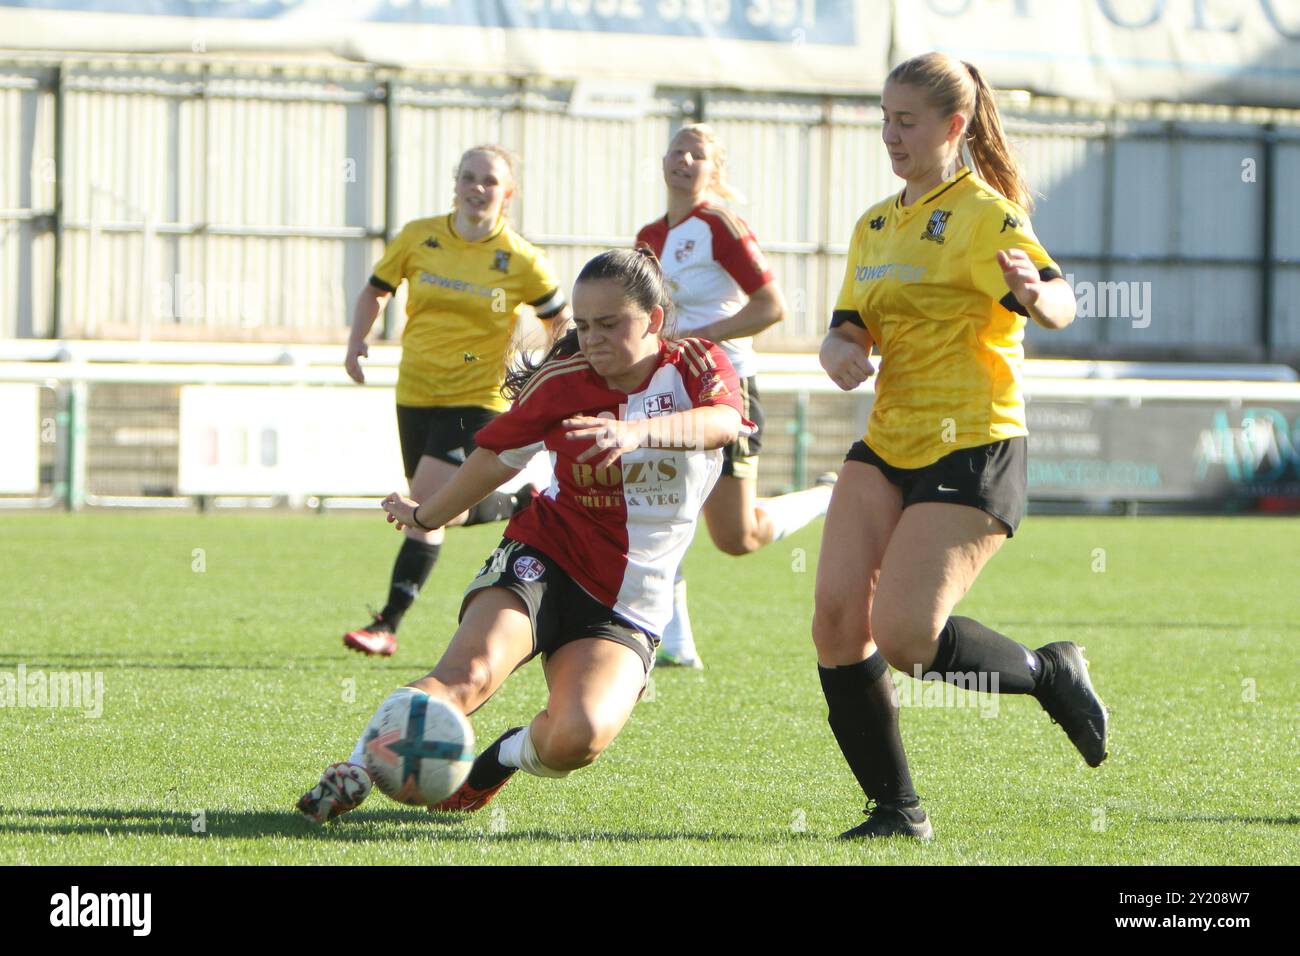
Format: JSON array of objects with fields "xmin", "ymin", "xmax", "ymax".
[
  {"xmin": 348, "ymin": 686, "xmax": 422, "ymax": 768},
  {"xmin": 757, "ymin": 485, "xmax": 833, "ymax": 542},
  {"xmin": 500, "ymin": 724, "xmax": 570, "ymax": 779},
  {"xmin": 658, "ymin": 569, "xmax": 699, "ymax": 662}
]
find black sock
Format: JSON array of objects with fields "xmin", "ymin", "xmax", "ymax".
[
  {"xmin": 466, "ymin": 726, "xmax": 524, "ymax": 790},
  {"xmin": 379, "ymin": 538, "xmax": 440, "ymax": 630},
  {"xmin": 463, "ymin": 491, "xmax": 517, "ymax": 526},
  {"xmin": 927, "ymin": 616, "xmax": 1042, "ymax": 695},
  {"xmin": 818, "ymin": 655, "xmax": 919, "ymax": 808}
]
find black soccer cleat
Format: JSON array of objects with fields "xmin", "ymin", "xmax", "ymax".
[
  {"xmin": 839, "ymin": 801, "xmax": 934, "ymax": 841},
  {"xmin": 1033, "ymin": 641, "xmax": 1109, "ymax": 767}
]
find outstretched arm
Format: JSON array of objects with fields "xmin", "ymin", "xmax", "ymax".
[
  {"xmin": 382, "ymin": 448, "xmax": 521, "ymax": 532},
  {"xmin": 563, "ymin": 406, "xmax": 743, "ymax": 471}
]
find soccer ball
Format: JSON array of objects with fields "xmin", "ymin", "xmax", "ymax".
[{"xmin": 363, "ymin": 689, "xmax": 475, "ymax": 806}]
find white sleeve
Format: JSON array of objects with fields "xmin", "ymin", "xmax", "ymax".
[{"xmin": 494, "ymin": 440, "xmax": 546, "ymax": 472}]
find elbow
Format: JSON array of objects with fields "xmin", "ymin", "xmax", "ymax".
[
  {"xmin": 712, "ymin": 411, "xmax": 742, "ymax": 449},
  {"xmin": 763, "ymin": 291, "xmax": 788, "ymax": 332}
]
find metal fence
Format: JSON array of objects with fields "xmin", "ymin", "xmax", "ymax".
[{"xmin": 3, "ymin": 52, "xmax": 1300, "ymax": 363}]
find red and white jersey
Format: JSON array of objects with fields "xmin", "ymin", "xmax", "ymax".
[
  {"xmin": 473, "ymin": 339, "xmax": 750, "ymax": 637},
  {"xmin": 636, "ymin": 202, "xmax": 774, "ymax": 379}
]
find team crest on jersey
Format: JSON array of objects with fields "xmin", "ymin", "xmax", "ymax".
[
  {"xmin": 513, "ymin": 556, "xmax": 546, "ymax": 582},
  {"xmin": 1000, "ymin": 213, "xmax": 1022, "ymax": 233},
  {"xmin": 697, "ymin": 370, "xmax": 728, "ymax": 399},
  {"xmin": 422, "ymin": 237, "xmax": 441, "ymax": 249},
  {"xmin": 921, "ymin": 210, "xmax": 952, "ymax": 243},
  {"xmin": 644, "ymin": 393, "xmax": 676, "ymax": 416},
  {"xmin": 674, "ymin": 239, "xmax": 696, "ymax": 263},
  {"xmin": 492, "ymin": 250, "xmax": 512, "ymax": 273},
  {"xmin": 869, "ymin": 216, "xmax": 886, "ymax": 231}
]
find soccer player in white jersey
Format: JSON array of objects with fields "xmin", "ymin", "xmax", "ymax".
[
  {"xmin": 636, "ymin": 124, "xmax": 834, "ymax": 668},
  {"xmin": 297, "ymin": 249, "xmax": 752, "ymax": 821}
]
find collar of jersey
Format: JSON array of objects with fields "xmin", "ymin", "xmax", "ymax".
[
  {"xmin": 894, "ymin": 167, "xmax": 973, "ymax": 218},
  {"xmin": 665, "ymin": 200, "xmax": 711, "ymax": 230},
  {"xmin": 445, "ymin": 212, "xmax": 506, "ymax": 243}
]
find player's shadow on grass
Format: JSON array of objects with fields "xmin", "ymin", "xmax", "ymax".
[
  {"xmin": 0, "ymin": 807, "xmax": 747, "ymax": 843},
  {"xmin": 0, "ymin": 654, "xmax": 409, "ymax": 672}
]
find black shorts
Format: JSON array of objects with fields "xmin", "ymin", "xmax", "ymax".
[
  {"xmin": 844, "ymin": 437, "xmax": 1028, "ymax": 536},
  {"xmin": 459, "ymin": 538, "xmax": 659, "ymax": 673},
  {"xmin": 721, "ymin": 376, "xmax": 764, "ymax": 480},
  {"xmin": 395, "ymin": 405, "xmax": 498, "ymax": 478}
]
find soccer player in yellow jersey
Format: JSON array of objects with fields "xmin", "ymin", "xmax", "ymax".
[
  {"xmin": 341, "ymin": 145, "xmax": 569, "ymax": 657},
  {"xmin": 813, "ymin": 53, "xmax": 1109, "ymax": 840}
]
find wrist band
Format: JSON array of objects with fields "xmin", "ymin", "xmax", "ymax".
[{"xmin": 411, "ymin": 507, "xmax": 434, "ymax": 531}]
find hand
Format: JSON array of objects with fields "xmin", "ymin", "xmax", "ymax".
[
  {"xmin": 997, "ymin": 248, "xmax": 1043, "ymax": 311},
  {"xmin": 345, "ymin": 341, "xmax": 369, "ymax": 384},
  {"xmin": 819, "ymin": 335, "xmax": 874, "ymax": 392},
  {"xmin": 381, "ymin": 492, "xmax": 419, "ymax": 531},
  {"xmin": 563, "ymin": 415, "xmax": 646, "ymax": 470}
]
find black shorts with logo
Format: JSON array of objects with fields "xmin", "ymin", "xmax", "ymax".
[
  {"xmin": 844, "ymin": 437, "xmax": 1028, "ymax": 536},
  {"xmin": 395, "ymin": 405, "xmax": 499, "ymax": 478},
  {"xmin": 721, "ymin": 376, "xmax": 764, "ymax": 480},
  {"xmin": 459, "ymin": 538, "xmax": 659, "ymax": 673}
]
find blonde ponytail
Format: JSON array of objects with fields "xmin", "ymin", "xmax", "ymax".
[{"xmin": 962, "ymin": 62, "xmax": 1032, "ymax": 211}]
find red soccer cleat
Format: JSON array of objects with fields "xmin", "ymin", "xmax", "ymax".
[
  {"xmin": 344, "ymin": 615, "xmax": 397, "ymax": 656},
  {"xmin": 428, "ymin": 773, "xmax": 516, "ymax": 813}
]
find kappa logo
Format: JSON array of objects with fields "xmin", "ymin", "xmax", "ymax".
[
  {"xmin": 921, "ymin": 210, "xmax": 952, "ymax": 243},
  {"xmin": 1000, "ymin": 213, "xmax": 1022, "ymax": 233},
  {"xmin": 492, "ymin": 250, "xmax": 512, "ymax": 273},
  {"xmin": 513, "ymin": 556, "xmax": 545, "ymax": 582},
  {"xmin": 422, "ymin": 237, "xmax": 441, "ymax": 249},
  {"xmin": 463, "ymin": 352, "xmax": 480, "ymax": 364},
  {"xmin": 674, "ymin": 238, "xmax": 695, "ymax": 263},
  {"xmin": 644, "ymin": 393, "xmax": 676, "ymax": 416},
  {"xmin": 869, "ymin": 216, "xmax": 886, "ymax": 231}
]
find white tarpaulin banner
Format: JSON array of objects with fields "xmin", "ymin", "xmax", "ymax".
[
  {"xmin": 894, "ymin": 0, "xmax": 1300, "ymax": 109},
  {"xmin": 0, "ymin": 0, "xmax": 891, "ymax": 96},
  {"xmin": 178, "ymin": 384, "xmax": 552, "ymax": 497},
  {"xmin": 2, "ymin": 1, "xmax": 1297, "ymax": 104},
  {"xmin": 0, "ymin": 383, "xmax": 39, "ymax": 494}
]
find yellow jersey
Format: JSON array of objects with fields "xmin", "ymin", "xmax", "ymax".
[
  {"xmin": 832, "ymin": 168, "xmax": 1061, "ymax": 469},
  {"xmin": 370, "ymin": 214, "xmax": 566, "ymax": 411}
]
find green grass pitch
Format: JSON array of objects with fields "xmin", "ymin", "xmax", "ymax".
[{"xmin": 1, "ymin": 511, "xmax": 1296, "ymax": 865}]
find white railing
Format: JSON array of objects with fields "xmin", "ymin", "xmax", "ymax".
[{"xmin": 3, "ymin": 342, "xmax": 1299, "ymax": 510}]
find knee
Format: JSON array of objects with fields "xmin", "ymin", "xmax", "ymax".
[
  {"xmin": 812, "ymin": 592, "xmax": 865, "ymax": 654},
  {"xmin": 868, "ymin": 604, "xmax": 936, "ymax": 673},
  {"xmin": 536, "ymin": 715, "xmax": 607, "ymax": 772}
]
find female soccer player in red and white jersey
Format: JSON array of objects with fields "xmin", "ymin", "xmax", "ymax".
[
  {"xmin": 636, "ymin": 124, "xmax": 834, "ymax": 668},
  {"xmin": 815, "ymin": 53, "xmax": 1107, "ymax": 840},
  {"xmin": 340, "ymin": 145, "xmax": 569, "ymax": 658},
  {"xmin": 298, "ymin": 249, "xmax": 751, "ymax": 821}
]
